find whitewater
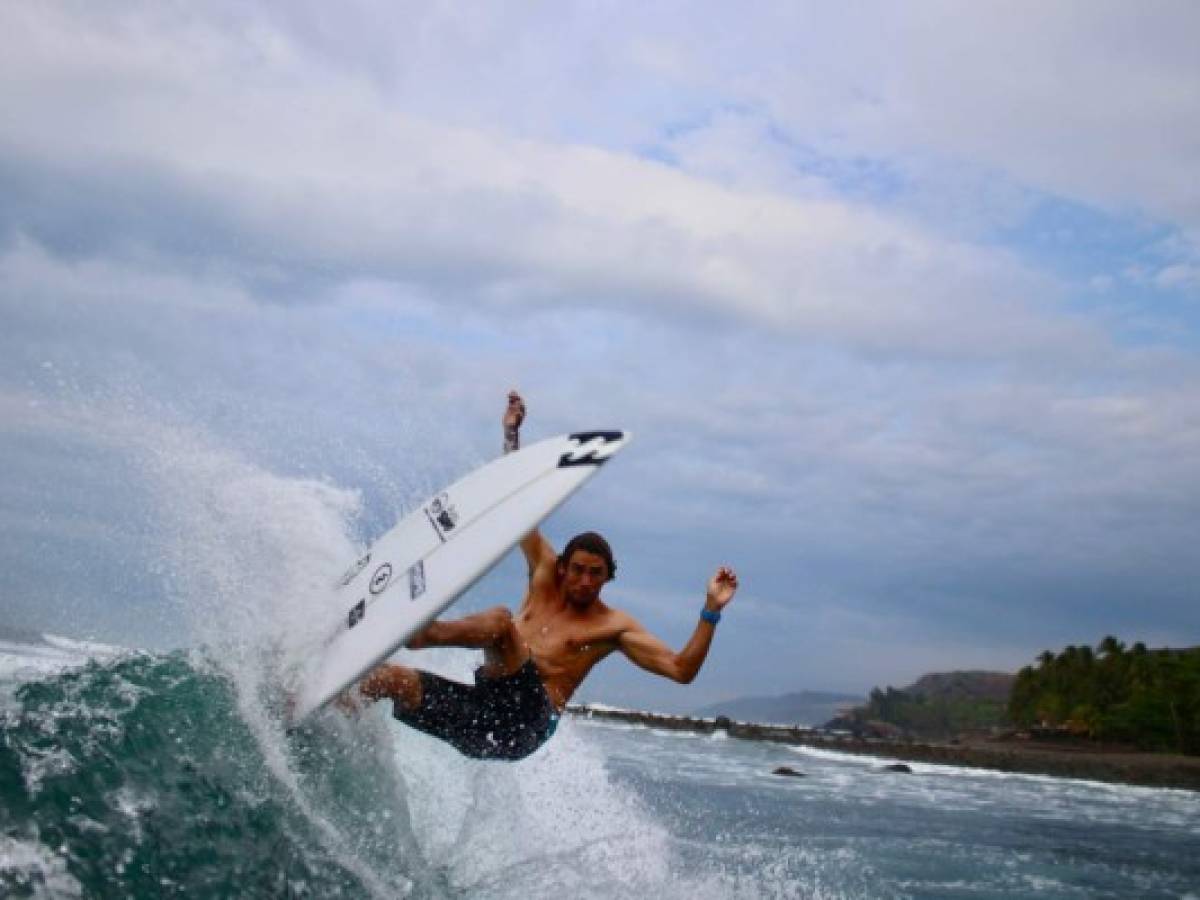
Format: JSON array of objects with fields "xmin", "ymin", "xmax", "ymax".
[{"xmin": 2, "ymin": 410, "xmax": 1198, "ymax": 898}]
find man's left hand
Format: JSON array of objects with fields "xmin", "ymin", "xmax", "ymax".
[{"xmin": 705, "ymin": 566, "xmax": 739, "ymax": 611}]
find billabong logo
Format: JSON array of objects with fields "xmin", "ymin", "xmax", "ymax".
[
  {"xmin": 558, "ymin": 431, "xmax": 624, "ymax": 468},
  {"xmin": 424, "ymin": 493, "xmax": 459, "ymax": 541},
  {"xmin": 369, "ymin": 563, "xmax": 393, "ymax": 595}
]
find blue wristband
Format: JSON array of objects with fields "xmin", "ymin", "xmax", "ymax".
[{"xmin": 700, "ymin": 609, "xmax": 721, "ymax": 625}]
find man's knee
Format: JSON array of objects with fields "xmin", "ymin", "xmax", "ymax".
[
  {"xmin": 485, "ymin": 606, "xmax": 518, "ymax": 646},
  {"xmin": 479, "ymin": 607, "xmax": 527, "ymax": 675}
]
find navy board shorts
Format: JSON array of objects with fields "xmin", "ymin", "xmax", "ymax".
[{"xmin": 393, "ymin": 658, "xmax": 560, "ymax": 761}]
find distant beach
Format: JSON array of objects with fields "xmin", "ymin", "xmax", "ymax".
[{"xmin": 568, "ymin": 705, "xmax": 1200, "ymax": 792}]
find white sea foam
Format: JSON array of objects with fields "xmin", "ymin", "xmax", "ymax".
[
  {"xmin": 571, "ymin": 718, "xmax": 644, "ymax": 734},
  {"xmin": 391, "ymin": 700, "xmax": 777, "ymax": 900},
  {"xmin": 0, "ymin": 834, "xmax": 83, "ymax": 899},
  {"xmin": 17, "ymin": 746, "xmax": 79, "ymax": 798},
  {"xmin": 788, "ymin": 742, "xmax": 1197, "ymax": 798},
  {"xmin": 0, "ymin": 637, "xmax": 112, "ymax": 686},
  {"xmin": 0, "ymin": 631, "xmax": 130, "ymax": 721},
  {"xmin": 109, "ymin": 786, "xmax": 156, "ymax": 845},
  {"xmin": 40, "ymin": 633, "xmax": 126, "ymax": 657},
  {"xmin": 781, "ymin": 742, "xmax": 1200, "ymax": 834}
]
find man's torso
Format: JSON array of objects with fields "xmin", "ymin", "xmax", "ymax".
[{"xmin": 515, "ymin": 588, "xmax": 626, "ymax": 709}]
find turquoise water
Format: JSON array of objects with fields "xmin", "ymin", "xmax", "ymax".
[{"xmin": 2, "ymin": 632, "xmax": 1197, "ymax": 898}]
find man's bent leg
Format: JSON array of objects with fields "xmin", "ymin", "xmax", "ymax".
[{"xmin": 408, "ymin": 606, "xmax": 529, "ymax": 678}]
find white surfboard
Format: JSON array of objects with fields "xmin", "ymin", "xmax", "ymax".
[{"xmin": 289, "ymin": 430, "xmax": 631, "ymax": 722}]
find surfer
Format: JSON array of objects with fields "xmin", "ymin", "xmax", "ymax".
[{"xmin": 357, "ymin": 390, "xmax": 739, "ymax": 760}]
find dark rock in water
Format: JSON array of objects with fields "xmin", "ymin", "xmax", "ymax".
[
  {"xmin": 714, "ymin": 715, "xmax": 732, "ymax": 730},
  {"xmin": 881, "ymin": 763, "xmax": 912, "ymax": 773},
  {"xmin": 772, "ymin": 766, "xmax": 806, "ymax": 777}
]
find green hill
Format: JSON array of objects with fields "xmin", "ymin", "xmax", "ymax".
[
  {"xmin": 906, "ymin": 671, "xmax": 1015, "ymax": 704},
  {"xmin": 831, "ymin": 670, "xmax": 1015, "ymax": 739}
]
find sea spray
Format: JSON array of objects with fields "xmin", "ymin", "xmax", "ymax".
[
  {"xmin": 0, "ymin": 391, "xmax": 429, "ymax": 894},
  {"xmin": 124, "ymin": 417, "xmax": 433, "ymax": 894}
]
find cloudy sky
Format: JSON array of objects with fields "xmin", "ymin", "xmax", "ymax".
[{"xmin": 2, "ymin": 1, "xmax": 1198, "ymax": 711}]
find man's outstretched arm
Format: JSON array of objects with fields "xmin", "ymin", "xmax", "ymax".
[
  {"xmin": 504, "ymin": 388, "xmax": 557, "ymax": 578},
  {"xmin": 617, "ymin": 567, "xmax": 738, "ymax": 684}
]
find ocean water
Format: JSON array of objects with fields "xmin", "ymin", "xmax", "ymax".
[{"xmin": 2, "ymin": 631, "xmax": 1198, "ymax": 899}]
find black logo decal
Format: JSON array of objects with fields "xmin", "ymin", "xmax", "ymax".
[
  {"xmin": 424, "ymin": 492, "xmax": 459, "ymax": 541},
  {"xmin": 408, "ymin": 560, "xmax": 426, "ymax": 600},
  {"xmin": 558, "ymin": 431, "xmax": 624, "ymax": 468},
  {"xmin": 369, "ymin": 563, "xmax": 393, "ymax": 595},
  {"xmin": 348, "ymin": 599, "xmax": 366, "ymax": 628},
  {"xmin": 339, "ymin": 553, "xmax": 371, "ymax": 586}
]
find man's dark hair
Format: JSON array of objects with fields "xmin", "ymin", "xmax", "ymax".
[{"xmin": 557, "ymin": 531, "xmax": 617, "ymax": 581}]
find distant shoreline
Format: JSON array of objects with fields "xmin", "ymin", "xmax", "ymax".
[{"xmin": 567, "ymin": 705, "xmax": 1200, "ymax": 792}]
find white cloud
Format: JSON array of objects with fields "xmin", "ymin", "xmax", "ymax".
[
  {"xmin": 0, "ymin": 0, "xmax": 1092, "ymax": 364},
  {"xmin": 622, "ymin": 3, "xmax": 1200, "ymax": 237},
  {"xmin": 1155, "ymin": 263, "xmax": 1200, "ymax": 291}
]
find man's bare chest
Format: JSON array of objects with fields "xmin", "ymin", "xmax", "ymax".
[{"xmin": 516, "ymin": 607, "xmax": 618, "ymax": 667}]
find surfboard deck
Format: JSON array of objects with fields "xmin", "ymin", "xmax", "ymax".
[{"xmin": 288, "ymin": 430, "xmax": 630, "ymax": 723}]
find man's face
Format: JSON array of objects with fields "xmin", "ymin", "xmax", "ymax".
[{"xmin": 560, "ymin": 549, "xmax": 609, "ymax": 608}]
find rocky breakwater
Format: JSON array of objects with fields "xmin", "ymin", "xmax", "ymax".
[
  {"xmin": 567, "ymin": 704, "xmax": 1200, "ymax": 791},
  {"xmin": 567, "ymin": 705, "xmax": 828, "ymax": 744}
]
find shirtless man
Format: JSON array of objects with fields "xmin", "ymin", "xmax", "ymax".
[{"xmin": 358, "ymin": 391, "xmax": 739, "ymax": 760}]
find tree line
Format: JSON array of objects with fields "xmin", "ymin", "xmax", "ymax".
[
  {"xmin": 1008, "ymin": 637, "xmax": 1200, "ymax": 754},
  {"xmin": 845, "ymin": 638, "xmax": 1200, "ymax": 755},
  {"xmin": 860, "ymin": 685, "xmax": 1007, "ymax": 738}
]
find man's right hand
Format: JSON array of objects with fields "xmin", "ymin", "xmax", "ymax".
[
  {"xmin": 503, "ymin": 390, "xmax": 526, "ymax": 453},
  {"xmin": 504, "ymin": 390, "xmax": 526, "ymax": 430}
]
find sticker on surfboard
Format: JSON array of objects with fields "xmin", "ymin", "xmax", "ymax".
[
  {"xmin": 558, "ymin": 431, "xmax": 625, "ymax": 468},
  {"xmin": 424, "ymin": 492, "xmax": 459, "ymax": 541},
  {"xmin": 339, "ymin": 553, "xmax": 371, "ymax": 586}
]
